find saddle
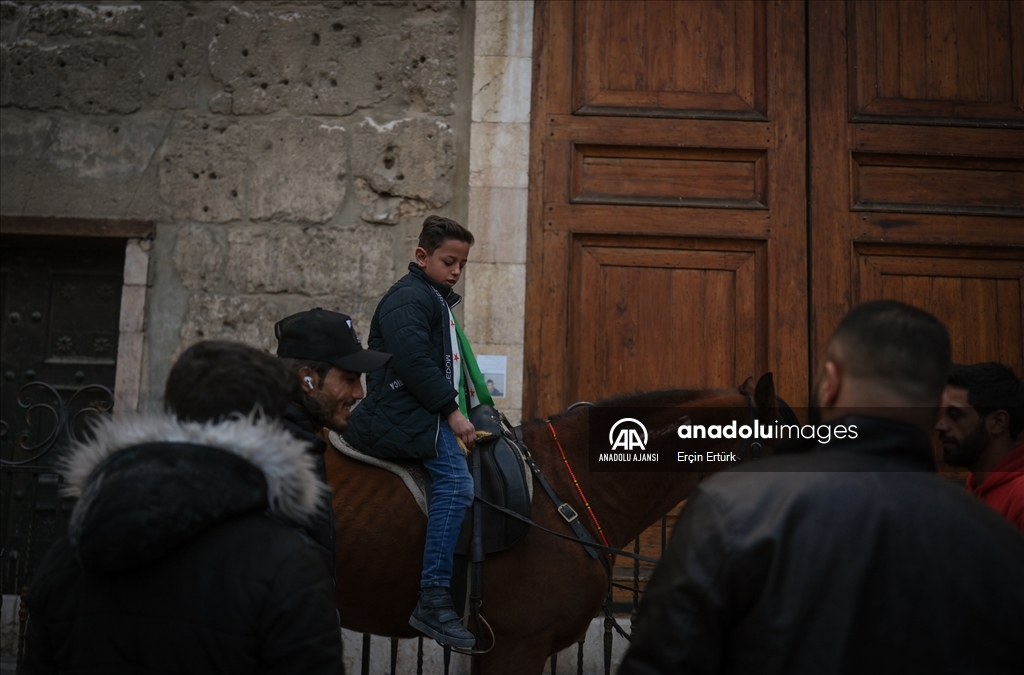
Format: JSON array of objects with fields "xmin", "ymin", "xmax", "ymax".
[
  {"xmin": 455, "ymin": 405, "xmax": 532, "ymax": 556},
  {"xmin": 328, "ymin": 405, "xmax": 532, "ymax": 556}
]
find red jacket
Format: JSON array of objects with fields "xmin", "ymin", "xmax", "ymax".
[{"xmin": 966, "ymin": 441, "xmax": 1024, "ymax": 533}]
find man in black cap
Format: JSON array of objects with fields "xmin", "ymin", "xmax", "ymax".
[{"xmin": 275, "ymin": 308, "xmax": 392, "ymax": 573}]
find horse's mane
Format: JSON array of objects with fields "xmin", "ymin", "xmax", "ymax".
[{"xmin": 520, "ymin": 386, "xmax": 728, "ymax": 431}]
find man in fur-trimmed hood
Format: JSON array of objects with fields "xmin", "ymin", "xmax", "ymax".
[{"xmin": 22, "ymin": 341, "xmax": 343, "ymax": 675}]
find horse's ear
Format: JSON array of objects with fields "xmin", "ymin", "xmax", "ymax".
[
  {"xmin": 754, "ymin": 372, "xmax": 776, "ymax": 412},
  {"xmin": 739, "ymin": 376, "xmax": 755, "ymax": 395}
]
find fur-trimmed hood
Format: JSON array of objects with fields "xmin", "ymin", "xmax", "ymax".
[{"xmin": 62, "ymin": 413, "xmax": 327, "ymax": 573}]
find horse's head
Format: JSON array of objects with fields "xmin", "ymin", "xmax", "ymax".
[{"xmin": 736, "ymin": 372, "xmax": 800, "ymax": 459}]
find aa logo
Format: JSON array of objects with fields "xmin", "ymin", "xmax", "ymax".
[{"xmin": 609, "ymin": 418, "xmax": 648, "ymax": 451}]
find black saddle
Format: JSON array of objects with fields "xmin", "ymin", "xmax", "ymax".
[{"xmin": 453, "ymin": 405, "xmax": 532, "ymax": 556}]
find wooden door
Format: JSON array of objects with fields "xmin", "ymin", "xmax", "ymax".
[
  {"xmin": 525, "ymin": 0, "xmax": 808, "ymax": 417},
  {"xmin": 809, "ymin": 1, "xmax": 1024, "ymax": 374}
]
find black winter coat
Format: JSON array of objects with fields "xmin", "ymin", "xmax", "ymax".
[
  {"xmin": 619, "ymin": 416, "xmax": 1024, "ymax": 675},
  {"xmin": 344, "ymin": 263, "xmax": 460, "ymax": 459},
  {"xmin": 22, "ymin": 414, "xmax": 343, "ymax": 675},
  {"xmin": 281, "ymin": 401, "xmax": 337, "ymax": 576}
]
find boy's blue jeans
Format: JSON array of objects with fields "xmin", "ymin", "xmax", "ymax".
[{"xmin": 420, "ymin": 421, "xmax": 474, "ymax": 588}]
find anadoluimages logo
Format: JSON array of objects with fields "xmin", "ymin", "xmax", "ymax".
[{"xmin": 609, "ymin": 418, "xmax": 648, "ymax": 451}]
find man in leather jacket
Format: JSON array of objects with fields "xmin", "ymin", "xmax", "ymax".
[{"xmin": 619, "ymin": 301, "xmax": 1024, "ymax": 675}]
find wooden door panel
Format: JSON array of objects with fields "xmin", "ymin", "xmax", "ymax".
[
  {"xmin": 851, "ymin": 0, "xmax": 1024, "ymax": 124},
  {"xmin": 810, "ymin": 0, "xmax": 1024, "ymax": 372},
  {"xmin": 854, "ymin": 244, "xmax": 1024, "ymax": 373},
  {"xmin": 852, "ymin": 153, "xmax": 1024, "ymax": 217},
  {"xmin": 527, "ymin": 1, "xmax": 807, "ymax": 417},
  {"xmin": 570, "ymin": 237, "xmax": 762, "ymax": 400},
  {"xmin": 572, "ymin": 145, "xmax": 767, "ymax": 208},
  {"xmin": 574, "ymin": 0, "xmax": 766, "ymax": 117}
]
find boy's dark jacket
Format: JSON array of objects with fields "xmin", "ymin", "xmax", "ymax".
[{"xmin": 345, "ymin": 263, "xmax": 461, "ymax": 459}]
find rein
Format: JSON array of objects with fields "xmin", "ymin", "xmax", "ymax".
[
  {"xmin": 504, "ymin": 389, "xmax": 781, "ymax": 566},
  {"xmin": 478, "ymin": 390, "xmax": 788, "ymax": 644},
  {"xmin": 547, "ymin": 421, "xmax": 612, "ymax": 554}
]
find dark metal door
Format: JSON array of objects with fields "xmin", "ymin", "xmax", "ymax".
[{"xmin": 1, "ymin": 240, "xmax": 123, "ymax": 601}]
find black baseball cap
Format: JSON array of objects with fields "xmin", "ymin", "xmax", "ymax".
[{"xmin": 275, "ymin": 308, "xmax": 392, "ymax": 373}]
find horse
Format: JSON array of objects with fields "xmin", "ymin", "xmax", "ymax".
[{"xmin": 326, "ymin": 373, "xmax": 790, "ymax": 673}]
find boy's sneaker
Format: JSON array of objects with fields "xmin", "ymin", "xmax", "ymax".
[{"xmin": 409, "ymin": 587, "xmax": 476, "ymax": 649}]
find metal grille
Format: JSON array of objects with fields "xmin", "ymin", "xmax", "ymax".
[{"xmin": 1, "ymin": 382, "xmax": 113, "ymax": 667}]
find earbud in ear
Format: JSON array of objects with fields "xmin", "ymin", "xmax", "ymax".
[{"xmin": 304, "ymin": 376, "xmax": 314, "ymax": 389}]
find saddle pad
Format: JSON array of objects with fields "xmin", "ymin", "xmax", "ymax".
[
  {"xmin": 328, "ymin": 431, "xmax": 430, "ymax": 516},
  {"xmin": 327, "ymin": 431, "xmax": 534, "ymax": 519}
]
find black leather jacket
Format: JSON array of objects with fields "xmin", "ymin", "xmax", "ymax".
[{"xmin": 619, "ymin": 416, "xmax": 1024, "ymax": 675}]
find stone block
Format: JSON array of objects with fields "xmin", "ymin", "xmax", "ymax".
[
  {"xmin": 399, "ymin": 13, "xmax": 459, "ymax": 115},
  {"xmin": 158, "ymin": 114, "xmax": 247, "ymax": 223},
  {"xmin": 463, "ymin": 262, "xmax": 525, "ymax": 345},
  {"xmin": 224, "ymin": 224, "xmax": 394, "ymax": 297},
  {"xmin": 364, "ymin": 0, "xmax": 458, "ymax": 10},
  {"xmin": 123, "ymin": 238, "xmax": 149, "ymax": 286},
  {"xmin": 23, "ymin": 3, "xmax": 145, "ymax": 38},
  {"xmin": 475, "ymin": 0, "xmax": 534, "ymax": 58},
  {"xmin": 472, "ymin": 55, "xmax": 531, "ymax": 124},
  {"xmin": 113, "ymin": 331, "xmax": 144, "ymax": 414},
  {"xmin": 178, "ymin": 293, "xmax": 283, "ymax": 354},
  {"xmin": 48, "ymin": 115, "xmax": 165, "ymax": 178},
  {"xmin": 209, "ymin": 5, "xmax": 400, "ymax": 116},
  {"xmin": 1, "ymin": 39, "xmax": 142, "ymax": 113},
  {"xmin": 248, "ymin": 118, "xmax": 348, "ymax": 223},
  {"xmin": 354, "ymin": 177, "xmax": 429, "ymax": 226},
  {"xmin": 173, "ymin": 224, "xmax": 225, "ymax": 292},
  {"xmin": 467, "ymin": 186, "xmax": 527, "ymax": 264},
  {"xmin": 178, "ymin": 293, "xmax": 380, "ymax": 358},
  {"xmin": 142, "ymin": 3, "xmax": 204, "ymax": 109},
  {"xmin": 469, "ymin": 122, "xmax": 529, "ymax": 189},
  {"xmin": 1, "ymin": 2, "xmax": 21, "ymax": 42},
  {"xmin": 0, "ymin": 112, "xmax": 166, "ymax": 218},
  {"xmin": 0, "ymin": 112, "xmax": 53, "ymax": 159},
  {"xmin": 351, "ymin": 117, "xmax": 455, "ymax": 209},
  {"xmin": 119, "ymin": 284, "xmax": 147, "ymax": 333}
]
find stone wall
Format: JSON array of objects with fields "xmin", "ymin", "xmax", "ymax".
[{"xmin": 1, "ymin": 0, "xmax": 475, "ymax": 408}]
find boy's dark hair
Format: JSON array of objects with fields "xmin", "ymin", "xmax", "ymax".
[
  {"xmin": 830, "ymin": 300, "xmax": 951, "ymax": 405},
  {"xmin": 417, "ymin": 215, "xmax": 474, "ymax": 254},
  {"xmin": 165, "ymin": 340, "xmax": 297, "ymax": 423},
  {"xmin": 948, "ymin": 362, "xmax": 1024, "ymax": 438}
]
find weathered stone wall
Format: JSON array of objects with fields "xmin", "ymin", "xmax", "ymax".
[{"xmin": 1, "ymin": 0, "xmax": 475, "ymax": 407}]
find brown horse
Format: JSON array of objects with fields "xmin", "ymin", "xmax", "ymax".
[{"xmin": 326, "ymin": 373, "xmax": 787, "ymax": 673}]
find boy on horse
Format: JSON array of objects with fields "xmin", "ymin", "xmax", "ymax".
[{"xmin": 345, "ymin": 215, "xmax": 486, "ymax": 649}]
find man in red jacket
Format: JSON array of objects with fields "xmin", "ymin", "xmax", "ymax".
[{"xmin": 936, "ymin": 362, "xmax": 1024, "ymax": 532}]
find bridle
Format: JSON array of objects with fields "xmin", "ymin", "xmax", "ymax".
[{"xmin": 736, "ymin": 388, "xmax": 800, "ymax": 460}]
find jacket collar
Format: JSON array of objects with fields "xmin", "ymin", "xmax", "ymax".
[
  {"xmin": 777, "ymin": 415, "xmax": 935, "ymax": 471},
  {"xmin": 62, "ymin": 412, "xmax": 326, "ymax": 522},
  {"xmin": 281, "ymin": 401, "xmax": 325, "ymax": 446},
  {"xmin": 408, "ymin": 262, "xmax": 462, "ymax": 308}
]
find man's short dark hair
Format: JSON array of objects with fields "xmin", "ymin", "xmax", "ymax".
[
  {"xmin": 830, "ymin": 300, "xmax": 951, "ymax": 405},
  {"xmin": 948, "ymin": 362, "xmax": 1024, "ymax": 438},
  {"xmin": 279, "ymin": 357, "xmax": 333, "ymax": 382},
  {"xmin": 278, "ymin": 357, "xmax": 333, "ymax": 422},
  {"xmin": 417, "ymin": 215, "xmax": 474, "ymax": 254},
  {"xmin": 165, "ymin": 340, "xmax": 297, "ymax": 423}
]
